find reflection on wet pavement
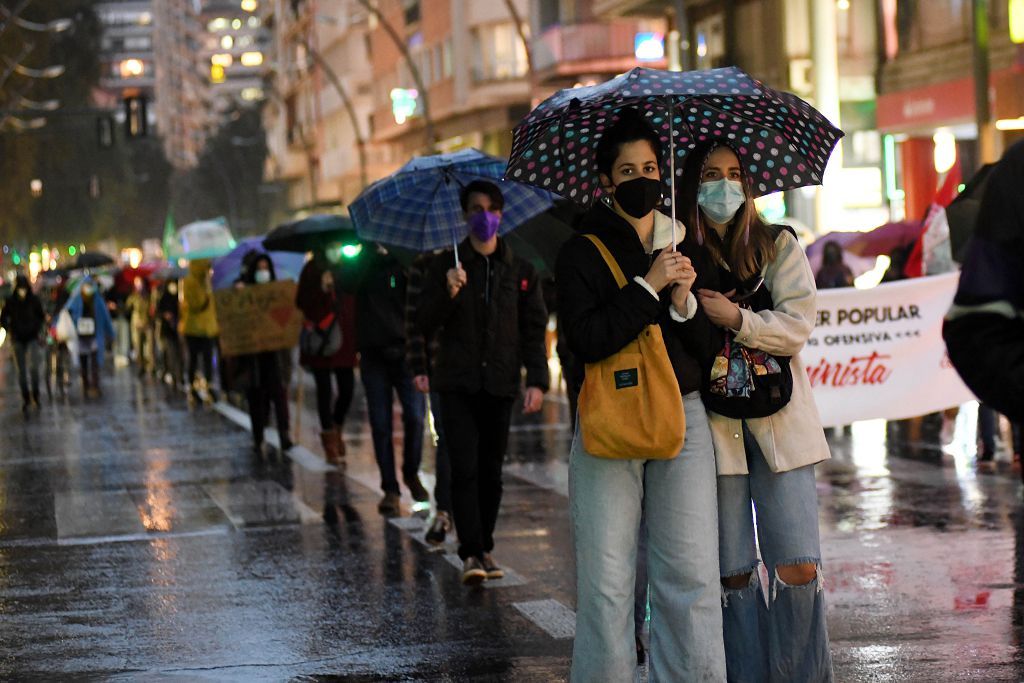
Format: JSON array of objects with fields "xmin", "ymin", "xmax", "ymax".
[{"xmin": 1, "ymin": 355, "xmax": 1022, "ymax": 680}]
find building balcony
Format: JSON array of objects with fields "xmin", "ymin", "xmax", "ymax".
[
  {"xmin": 590, "ymin": 0, "xmax": 664, "ymax": 19},
  {"xmin": 531, "ymin": 20, "xmax": 667, "ymax": 85}
]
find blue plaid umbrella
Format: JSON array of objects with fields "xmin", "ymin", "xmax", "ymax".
[{"xmin": 350, "ymin": 149, "xmax": 555, "ymax": 259}]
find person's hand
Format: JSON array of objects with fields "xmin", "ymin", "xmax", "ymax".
[
  {"xmin": 413, "ymin": 374, "xmax": 430, "ymax": 394},
  {"xmin": 523, "ymin": 387, "xmax": 544, "ymax": 414},
  {"xmin": 446, "ymin": 266, "xmax": 467, "ymax": 299},
  {"xmin": 697, "ymin": 289, "xmax": 743, "ymax": 329},
  {"xmin": 644, "ymin": 250, "xmax": 688, "ymax": 292},
  {"xmin": 669, "ymin": 258, "xmax": 697, "ymax": 311}
]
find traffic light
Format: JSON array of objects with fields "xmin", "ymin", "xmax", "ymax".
[{"xmin": 124, "ymin": 96, "xmax": 148, "ymax": 138}]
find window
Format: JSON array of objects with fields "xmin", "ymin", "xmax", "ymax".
[
  {"xmin": 894, "ymin": 0, "xmax": 969, "ymax": 52},
  {"xmin": 124, "ymin": 36, "xmax": 152, "ymax": 51},
  {"xmin": 118, "ymin": 58, "xmax": 145, "ymax": 78},
  {"xmin": 471, "ymin": 23, "xmax": 527, "ymax": 82},
  {"xmin": 240, "ymin": 51, "xmax": 264, "ymax": 67},
  {"xmin": 442, "ymin": 39, "xmax": 452, "ymax": 78},
  {"xmin": 404, "ymin": 0, "xmax": 421, "ymax": 25},
  {"xmin": 693, "ymin": 14, "xmax": 725, "ymax": 70}
]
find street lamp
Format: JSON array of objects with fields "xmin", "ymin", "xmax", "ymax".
[
  {"xmin": 8, "ymin": 61, "xmax": 65, "ymax": 79},
  {"xmin": 0, "ymin": 3, "xmax": 73, "ymax": 35},
  {"xmin": 16, "ymin": 95, "xmax": 59, "ymax": 111},
  {"xmin": 9, "ymin": 117, "xmax": 46, "ymax": 131},
  {"xmin": 10, "ymin": 16, "xmax": 73, "ymax": 33}
]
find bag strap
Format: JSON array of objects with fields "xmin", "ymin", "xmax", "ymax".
[{"xmin": 584, "ymin": 235, "xmax": 628, "ymax": 289}]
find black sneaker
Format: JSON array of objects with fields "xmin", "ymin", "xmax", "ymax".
[
  {"xmin": 404, "ymin": 475, "xmax": 430, "ymax": 503},
  {"xmin": 481, "ymin": 553, "xmax": 504, "ymax": 580},
  {"xmin": 425, "ymin": 511, "xmax": 451, "ymax": 545},
  {"xmin": 461, "ymin": 556, "xmax": 486, "ymax": 586}
]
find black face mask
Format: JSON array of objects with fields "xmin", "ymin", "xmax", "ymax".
[{"xmin": 613, "ymin": 177, "xmax": 663, "ymax": 218}]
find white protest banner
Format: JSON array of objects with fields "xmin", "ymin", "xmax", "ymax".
[{"xmin": 802, "ymin": 272, "xmax": 975, "ymax": 425}]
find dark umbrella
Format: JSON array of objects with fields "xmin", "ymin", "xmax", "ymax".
[
  {"xmin": 946, "ymin": 163, "xmax": 995, "ymax": 262},
  {"xmin": 502, "ymin": 200, "xmax": 582, "ymax": 278},
  {"xmin": 507, "ymin": 66, "xmax": 843, "ymax": 230},
  {"xmin": 263, "ymin": 214, "xmax": 358, "ymax": 253},
  {"xmin": 72, "ymin": 251, "xmax": 115, "ymax": 270}
]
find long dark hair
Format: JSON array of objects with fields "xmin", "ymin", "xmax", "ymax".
[{"xmin": 678, "ymin": 141, "xmax": 777, "ymax": 282}]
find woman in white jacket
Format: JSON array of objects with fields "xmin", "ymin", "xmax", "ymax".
[{"xmin": 684, "ymin": 142, "xmax": 834, "ymax": 682}]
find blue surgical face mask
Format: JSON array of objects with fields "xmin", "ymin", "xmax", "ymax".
[
  {"xmin": 254, "ymin": 269, "xmax": 271, "ymax": 284},
  {"xmin": 697, "ymin": 178, "xmax": 746, "ymax": 224}
]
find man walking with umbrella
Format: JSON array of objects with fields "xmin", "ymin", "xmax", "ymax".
[{"xmin": 417, "ymin": 180, "xmax": 550, "ymax": 585}]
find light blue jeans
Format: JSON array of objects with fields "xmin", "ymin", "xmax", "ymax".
[
  {"xmin": 570, "ymin": 393, "xmax": 726, "ymax": 682},
  {"xmin": 717, "ymin": 422, "xmax": 834, "ymax": 683}
]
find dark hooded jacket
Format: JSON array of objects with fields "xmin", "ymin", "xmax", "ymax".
[
  {"xmin": 417, "ymin": 238, "xmax": 550, "ymax": 397},
  {"xmin": 943, "ymin": 140, "xmax": 1024, "ymax": 421},
  {"xmin": 345, "ymin": 245, "xmax": 414, "ymax": 358},
  {"xmin": 555, "ymin": 203, "xmax": 723, "ymax": 397},
  {"xmin": 1, "ymin": 276, "xmax": 46, "ymax": 344}
]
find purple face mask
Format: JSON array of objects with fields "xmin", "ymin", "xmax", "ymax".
[{"xmin": 468, "ymin": 210, "xmax": 501, "ymax": 241}]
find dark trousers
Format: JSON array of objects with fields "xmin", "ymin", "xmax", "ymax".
[
  {"xmin": 79, "ymin": 351, "xmax": 99, "ymax": 390},
  {"xmin": 440, "ymin": 391, "xmax": 513, "ymax": 560},
  {"xmin": 247, "ymin": 385, "xmax": 290, "ymax": 446},
  {"xmin": 185, "ymin": 335, "xmax": 215, "ymax": 388},
  {"xmin": 360, "ymin": 350, "xmax": 426, "ymax": 495},
  {"xmin": 12, "ymin": 340, "xmax": 41, "ymax": 401},
  {"xmin": 979, "ymin": 404, "xmax": 998, "ymax": 460},
  {"xmin": 161, "ymin": 334, "xmax": 183, "ymax": 385},
  {"xmin": 430, "ymin": 391, "xmax": 452, "ymax": 513},
  {"xmin": 312, "ymin": 366, "xmax": 354, "ymax": 431}
]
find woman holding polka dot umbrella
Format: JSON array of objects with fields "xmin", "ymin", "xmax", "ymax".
[{"xmin": 507, "ymin": 65, "xmax": 842, "ymax": 228}]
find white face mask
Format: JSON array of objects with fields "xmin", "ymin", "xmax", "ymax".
[
  {"xmin": 697, "ymin": 178, "xmax": 746, "ymax": 225},
  {"xmin": 81, "ymin": 284, "xmax": 94, "ymax": 297},
  {"xmin": 254, "ymin": 270, "xmax": 271, "ymax": 284}
]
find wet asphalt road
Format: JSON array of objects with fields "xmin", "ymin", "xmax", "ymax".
[{"xmin": 1, "ymin": 354, "xmax": 1023, "ymax": 681}]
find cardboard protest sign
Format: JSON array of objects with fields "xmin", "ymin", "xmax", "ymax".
[{"xmin": 214, "ymin": 280, "xmax": 302, "ymax": 357}]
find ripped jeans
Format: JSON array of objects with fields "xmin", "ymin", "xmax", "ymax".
[{"xmin": 717, "ymin": 422, "xmax": 834, "ymax": 683}]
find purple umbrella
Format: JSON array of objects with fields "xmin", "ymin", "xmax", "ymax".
[
  {"xmin": 805, "ymin": 221, "xmax": 924, "ymax": 281},
  {"xmin": 806, "ymin": 221, "xmax": 923, "ymax": 261},
  {"xmin": 211, "ymin": 237, "xmax": 307, "ymax": 290}
]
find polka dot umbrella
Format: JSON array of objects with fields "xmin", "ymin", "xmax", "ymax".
[{"xmin": 507, "ymin": 66, "xmax": 843, "ymax": 234}]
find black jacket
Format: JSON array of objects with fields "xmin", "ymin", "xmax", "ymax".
[
  {"xmin": 944, "ymin": 140, "xmax": 1024, "ymax": 420},
  {"xmin": 349, "ymin": 247, "xmax": 410, "ymax": 357},
  {"xmin": 1, "ymin": 278, "xmax": 46, "ymax": 344},
  {"xmin": 418, "ymin": 238, "xmax": 550, "ymax": 397},
  {"xmin": 555, "ymin": 204, "xmax": 722, "ymax": 397}
]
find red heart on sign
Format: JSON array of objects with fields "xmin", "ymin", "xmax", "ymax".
[{"xmin": 268, "ymin": 305, "xmax": 294, "ymax": 328}]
